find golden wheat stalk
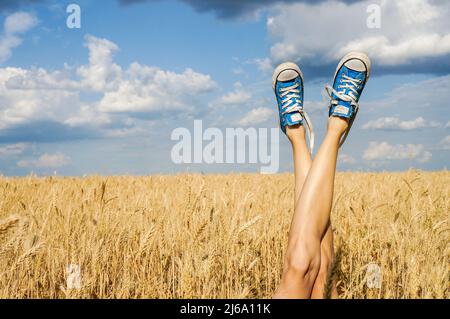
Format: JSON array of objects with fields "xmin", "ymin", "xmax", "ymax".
[
  {"xmin": 0, "ymin": 215, "xmax": 21, "ymax": 236},
  {"xmin": 0, "ymin": 171, "xmax": 447, "ymax": 299}
]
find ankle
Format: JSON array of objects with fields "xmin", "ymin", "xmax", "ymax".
[
  {"xmin": 286, "ymin": 125, "xmax": 306, "ymax": 144},
  {"xmin": 327, "ymin": 117, "xmax": 348, "ymax": 136}
]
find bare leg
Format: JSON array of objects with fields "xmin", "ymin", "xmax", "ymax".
[
  {"xmin": 311, "ymin": 225, "xmax": 338, "ymax": 298},
  {"xmin": 286, "ymin": 125, "xmax": 312, "ymax": 205},
  {"xmin": 286, "ymin": 125, "xmax": 338, "ymax": 299},
  {"xmin": 274, "ymin": 117, "xmax": 348, "ymax": 298}
]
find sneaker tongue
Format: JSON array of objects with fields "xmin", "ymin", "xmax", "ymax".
[
  {"xmin": 285, "ymin": 112, "xmax": 303, "ymax": 126},
  {"xmin": 331, "ymin": 100, "xmax": 352, "ymax": 117}
]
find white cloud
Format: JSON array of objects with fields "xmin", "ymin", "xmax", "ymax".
[
  {"xmin": 210, "ymin": 82, "xmax": 251, "ymax": 108},
  {"xmin": 0, "ymin": 67, "xmax": 81, "ymax": 129},
  {"xmin": 363, "ymin": 141, "xmax": 432, "ymax": 163},
  {"xmin": 238, "ymin": 107, "xmax": 274, "ymax": 126},
  {"xmin": 362, "ymin": 116, "xmax": 441, "ymax": 131},
  {"xmin": 250, "ymin": 58, "xmax": 273, "ymax": 73},
  {"xmin": 99, "ymin": 63, "xmax": 216, "ymax": 113},
  {"xmin": 337, "ymin": 34, "xmax": 450, "ymax": 66},
  {"xmin": 267, "ymin": 0, "xmax": 450, "ymax": 67},
  {"xmin": 220, "ymin": 82, "xmax": 251, "ymax": 105},
  {"xmin": 0, "ymin": 143, "xmax": 26, "ymax": 156},
  {"xmin": 446, "ymin": 121, "xmax": 450, "ymax": 128},
  {"xmin": 338, "ymin": 153, "xmax": 357, "ymax": 164},
  {"xmin": 232, "ymin": 67, "xmax": 245, "ymax": 75},
  {"xmin": 17, "ymin": 152, "xmax": 70, "ymax": 168},
  {"xmin": 77, "ymin": 35, "xmax": 122, "ymax": 92},
  {"xmin": 364, "ymin": 75, "xmax": 450, "ymax": 111},
  {"xmin": 63, "ymin": 104, "xmax": 111, "ymax": 127},
  {"xmin": 104, "ymin": 126, "xmax": 148, "ymax": 138},
  {"xmin": 437, "ymin": 135, "xmax": 450, "ymax": 150},
  {"xmin": 0, "ymin": 12, "xmax": 38, "ymax": 63},
  {"xmin": 0, "ymin": 35, "xmax": 217, "ymax": 132}
]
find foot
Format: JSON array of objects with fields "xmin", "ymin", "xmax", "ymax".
[
  {"xmin": 326, "ymin": 52, "xmax": 371, "ymax": 146},
  {"xmin": 273, "ymin": 62, "xmax": 315, "ymax": 152}
]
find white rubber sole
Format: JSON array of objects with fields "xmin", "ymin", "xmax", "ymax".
[
  {"xmin": 334, "ymin": 51, "xmax": 372, "ymax": 81},
  {"xmin": 271, "ymin": 62, "xmax": 304, "ymax": 90}
]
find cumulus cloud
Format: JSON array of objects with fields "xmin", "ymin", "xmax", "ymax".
[
  {"xmin": 0, "ymin": 143, "xmax": 26, "ymax": 156},
  {"xmin": 364, "ymin": 74, "xmax": 450, "ymax": 111},
  {"xmin": 267, "ymin": 0, "xmax": 450, "ymax": 75},
  {"xmin": 77, "ymin": 35, "xmax": 122, "ymax": 92},
  {"xmin": 0, "ymin": 12, "xmax": 38, "ymax": 63},
  {"xmin": 363, "ymin": 141, "xmax": 432, "ymax": 163},
  {"xmin": 249, "ymin": 58, "xmax": 273, "ymax": 73},
  {"xmin": 0, "ymin": 35, "xmax": 217, "ymax": 140},
  {"xmin": 437, "ymin": 135, "xmax": 450, "ymax": 150},
  {"xmin": 338, "ymin": 153, "xmax": 357, "ymax": 164},
  {"xmin": 238, "ymin": 107, "xmax": 274, "ymax": 126},
  {"xmin": 209, "ymin": 82, "xmax": 251, "ymax": 109},
  {"xmin": 17, "ymin": 152, "xmax": 70, "ymax": 168},
  {"xmin": 0, "ymin": 66, "xmax": 81, "ymax": 130},
  {"xmin": 99, "ymin": 63, "xmax": 216, "ymax": 113},
  {"xmin": 362, "ymin": 117, "xmax": 441, "ymax": 131}
]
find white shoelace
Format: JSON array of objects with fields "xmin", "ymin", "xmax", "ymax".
[
  {"xmin": 324, "ymin": 74, "xmax": 363, "ymax": 147},
  {"xmin": 279, "ymin": 83, "xmax": 302, "ymax": 115},
  {"xmin": 278, "ymin": 82, "xmax": 315, "ymax": 153},
  {"xmin": 325, "ymin": 74, "xmax": 362, "ymax": 108}
]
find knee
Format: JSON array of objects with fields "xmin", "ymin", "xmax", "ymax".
[{"xmin": 284, "ymin": 244, "xmax": 321, "ymax": 281}]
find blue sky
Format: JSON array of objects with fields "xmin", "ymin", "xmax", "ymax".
[{"xmin": 0, "ymin": 0, "xmax": 449, "ymax": 175}]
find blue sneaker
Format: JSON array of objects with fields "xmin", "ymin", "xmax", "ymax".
[
  {"xmin": 272, "ymin": 62, "xmax": 314, "ymax": 153},
  {"xmin": 326, "ymin": 52, "xmax": 371, "ymax": 146}
]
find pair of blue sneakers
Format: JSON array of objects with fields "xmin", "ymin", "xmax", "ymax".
[{"xmin": 272, "ymin": 52, "xmax": 371, "ymax": 153}]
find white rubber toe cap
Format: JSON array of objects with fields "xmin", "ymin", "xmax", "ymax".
[{"xmin": 272, "ymin": 62, "xmax": 303, "ymax": 90}]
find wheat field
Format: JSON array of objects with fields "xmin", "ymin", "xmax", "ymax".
[{"xmin": 0, "ymin": 170, "xmax": 448, "ymax": 299}]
